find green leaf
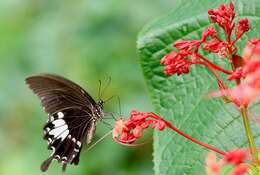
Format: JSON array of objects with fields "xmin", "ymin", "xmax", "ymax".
[{"xmin": 137, "ymin": 0, "xmax": 260, "ymax": 174}]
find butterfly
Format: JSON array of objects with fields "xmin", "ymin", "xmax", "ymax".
[{"xmin": 25, "ymin": 74, "xmax": 104, "ymax": 172}]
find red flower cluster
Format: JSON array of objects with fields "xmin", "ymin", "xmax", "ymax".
[
  {"xmin": 205, "ymin": 149, "xmax": 250, "ymax": 175},
  {"xmin": 235, "ymin": 18, "xmax": 250, "ymax": 39},
  {"xmin": 160, "ymin": 2, "xmax": 249, "ymax": 76},
  {"xmin": 113, "ymin": 110, "xmax": 226, "ymax": 156},
  {"xmin": 113, "ymin": 110, "xmax": 166, "ymax": 144},
  {"xmin": 208, "ymin": 2, "xmax": 235, "ymax": 31},
  {"xmin": 160, "ymin": 50, "xmax": 193, "ymax": 75}
]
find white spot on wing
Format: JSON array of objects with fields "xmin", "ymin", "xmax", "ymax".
[
  {"xmin": 48, "ymin": 138, "xmax": 52, "ymax": 143},
  {"xmin": 58, "ymin": 112, "xmax": 64, "ymax": 118},
  {"xmin": 54, "ymin": 155, "xmax": 60, "ymax": 159},
  {"xmin": 49, "ymin": 125, "xmax": 68, "ymax": 138},
  {"xmin": 57, "ymin": 129, "xmax": 69, "ymax": 141},
  {"xmin": 52, "ymin": 119, "xmax": 65, "ymax": 128},
  {"xmin": 49, "ymin": 116, "xmax": 54, "ymax": 122},
  {"xmin": 50, "ymin": 146, "xmax": 55, "ymax": 156},
  {"xmin": 76, "ymin": 141, "xmax": 81, "ymax": 147}
]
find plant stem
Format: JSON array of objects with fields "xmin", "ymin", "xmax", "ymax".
[
  {"xmin": 196, "ymin": 54, "xmax": 232, "ymax": 74},
  {"xmin": 240, "ymin": 106, "xmax": 259, "ymax": 164},
  {"xmin": 150, "ymin": 113, "xmax": 226, "ymax": 156}
]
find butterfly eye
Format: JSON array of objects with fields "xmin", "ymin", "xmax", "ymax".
[{"xmin": 98, "ymin": 100, "xmax": 104, "ymax": 108}]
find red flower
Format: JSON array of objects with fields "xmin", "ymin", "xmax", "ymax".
[
  {"xmin": 230, "ymin": 164, "xmax": 250, "ymax": 175},
  {"xmin": 205, "ymin": 149, "xmax": 250, "ymax": 175},
  {"xmin": 160, "ymin": 50, "xmax": 193, "ymax": 75},
  {"xmin": 235, "ymin": 18, "xmax": 250, "ymax": 39},
  {"xmin": 208, "ymin": 2, "xmax": 235, "ymax": 31},
  {"xmin": 203, "ymin": 39, "xmax": 228, "ymax": 57},
  {"xmin": 223, "ymin": 149, "xmax": 248, "ymax": 165},
  {"xmin": 211, "ymin": 79, "xmax": 260, "ymax": 107},
  {"xmin": 174, "ymin": 40, "xmax": 202, "ymax": 52},
  {"xmin": 202, "ymin": 26, "xmax": 217, "ymax": 41},
  {"xmin": 205, "ymin": 152, "xmax": 222, "ymax": 175},
  {"xmin": 112, "ymin": 110, "xmax": 166, "ymax": 144}
]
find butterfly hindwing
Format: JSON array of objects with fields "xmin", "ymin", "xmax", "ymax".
[{"xmin": 25, "ymin": 74, "xmax": 103, "ymax": 172}]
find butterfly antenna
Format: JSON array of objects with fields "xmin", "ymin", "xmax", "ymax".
[
  {"xmin": 100, "ymin": 76, "xmax": 111, "ymax": 98},
  {"xmin": 103, "ymin": 111, "xmax": 117, "ymax": 121},
  {"xmin": 98, "ymin": 79, "xmax": 102, "ymax": 99},
  {"xmin": 110, "ymin": 112, "xmax": 117, "ymax": 121},
  {"xmin": 86, "ymin": 130, "xmax": 112, "ymax": 152},
  {"xmin": 103, "ymin": 95, "xmax": 121, "ymax": 120},
  {"xmin": 101, "ymin": 120, "xmax": 113, "ymax": 130},
  {"xmin": 104, "ymin": 95, "xmax": 114, "ymax": 103},
  {"xmin": 104, "ymin": 95, "xmax": 121, "ymax": 117}
]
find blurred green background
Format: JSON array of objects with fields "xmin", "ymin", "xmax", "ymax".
[{"xmin": 0, "ymin": 0, "xmax": 175, "ymax": 174}]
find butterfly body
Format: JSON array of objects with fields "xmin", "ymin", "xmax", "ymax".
[{"xmin": 25, "ymin": 74, "xmax": 104, "ymax": 172}]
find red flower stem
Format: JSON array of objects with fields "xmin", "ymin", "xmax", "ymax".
[
  {"xmin": 148, "ymin": 112, "xmax": 226, "ymax": 156},
  {"xmin": 198, "ymin": 61, "xmax": 227, "ymax": 90},
  {"xmin": 196, "ymin": 54, "xmax": 232, "ymax": 74},
  {"xmin": 232, "ymin": 36, "xmax": 241, "ymax": 46}
]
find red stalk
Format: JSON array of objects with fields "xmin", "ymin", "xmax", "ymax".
[
  {"xmin": 196, "ymin": 54, "xmax": 232, "ymax": 75},
  {"xmin": 148, "ymin": 112, "xmax": 226, "ymax": 156}
]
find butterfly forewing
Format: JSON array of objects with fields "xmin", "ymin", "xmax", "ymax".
[{"xmin": 25, "ymin": 74, "xmax": 103, "ymax": 172}]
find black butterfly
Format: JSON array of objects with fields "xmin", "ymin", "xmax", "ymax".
[{"xmin": 25, "ymin": 74, "xmax": 104, "ymax": 172}]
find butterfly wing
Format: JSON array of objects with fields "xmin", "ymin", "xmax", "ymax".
[{"xmin": 25, "ymin": 74, "xmax": 100, "ymax": 172}]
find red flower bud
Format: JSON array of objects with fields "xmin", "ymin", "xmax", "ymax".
[
  {"xmin": 235, "ymin": 18, "xmax": 250, "ymax": 39},
  {"xmin": 230, "ymin": 164, "xmax": 250, "ymax": 175},
  {"xmin": 133, "ymin": 125, "xmax": 143, "ymax": 138},
  {"xmin": 203, "ymin": 39, "xmax": 227, "ymax": 57},
  {"xmin": 202, "ymin": 26, "xmax": 216, "ymax": 41},
  {"xmin": 223, "ymin": 149, "xmax": 248, "ymax": 165}
]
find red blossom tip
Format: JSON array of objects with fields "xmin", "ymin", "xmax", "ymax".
[
  {"xmin": 203, "ymin": 39, "xmax": 228, "ymax": 57},
  {"xmin": 208, "ymin": 2, "xmax": 235, "ymax": 30},
  {"xmin": 223, "ymin": 149, "xmax": 248, "ymax": 165},
  {"xmin": 235, "ymin": 18, "xmax": 250, "ymax": 39},
  {"xmin": 173, "ymin": 40, "xmax": 202, "ymax": 52},
  {"xmin": 160, "ymin": 51, "xmax": 192, "ymax": 76},
  {"xmin": 202, "ymin": 26, "xmax": 217, "ymax": 41},
  {"xmin": 112, "ymin": 110, "xmax": 166, "ymax": 145}
]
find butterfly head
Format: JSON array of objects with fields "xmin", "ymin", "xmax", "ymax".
[
  {"xmin": 97, "ymin": 99, "xmax": 104, "ymax": 109},
  {"xmin": 93, "ymin": 99, "xmax": 104, "ymax": 120}
]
